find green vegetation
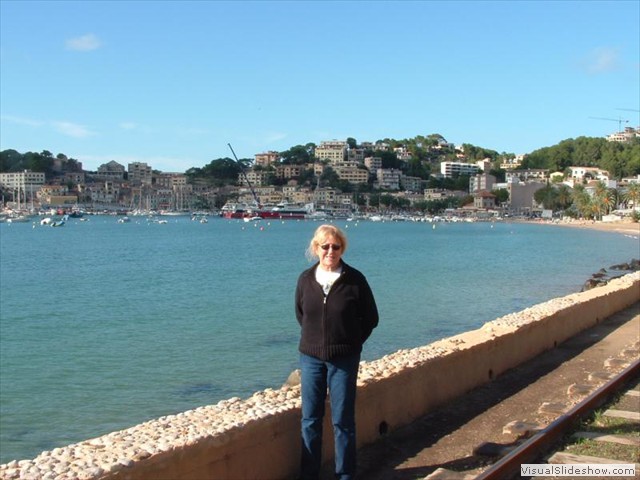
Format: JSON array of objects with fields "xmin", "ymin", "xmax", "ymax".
[{"xmin": 522, "ymin": 136, "xmax": 640, "ymax": 179}]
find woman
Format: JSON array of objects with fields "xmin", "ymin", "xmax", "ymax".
[{"xmin": 295, "ymin": 224, "xmax": 379, "ymax": 480}]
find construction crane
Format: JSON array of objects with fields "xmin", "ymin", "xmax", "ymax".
[
  {"xmin": 227, "ymin": 143, "xmax": 262, "ymax": 208},
  {"xmin": 589, "ymin": 116, "xmax": 629, "ymax": 132}
]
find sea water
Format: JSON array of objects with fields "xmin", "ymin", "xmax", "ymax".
[{"xmin": 1, "ymin": 216, "xmax": 638, "ymax": 463}]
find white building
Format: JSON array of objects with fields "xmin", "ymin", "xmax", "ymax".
[
  {"xmin": 606, "ymin": 127, "xmax": 639, "ymax": 143},
  {"xmin": 0, "ymin": 170, "xmax": 46, "ymax": 202},
  {"xmin": 568, "ymin": 166, "xmax": 610, "ymax": 183},
  {"xmin": 440, "ymin": 161, "xmax": 480, "ymax": 178}
]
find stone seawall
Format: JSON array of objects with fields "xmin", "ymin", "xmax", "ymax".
[{"xmin": 2, "ymin": 272, "xmax": 639, "ymax": 480}]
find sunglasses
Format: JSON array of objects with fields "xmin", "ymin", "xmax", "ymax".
[{"xmin": 320, "ymin": 243, "xmax": 341, "ymax": 251}]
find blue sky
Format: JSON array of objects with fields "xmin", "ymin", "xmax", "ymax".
[{"xmin": 1, "ymin": 0, "xmax": 638, "ymax": 173}]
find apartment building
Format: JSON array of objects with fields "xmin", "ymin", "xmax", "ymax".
[
  {"xmin": 400, "ymin": 175, "xmax": 423, "ymax": 192},
  {"xmin": 440, "ymin": 161, "xmax": 480, "ymax": 178},
  {"xmin": 275, "ymin": 164, "xmax": 303, "ymax": 180},
  {"xmin": 242, "ymin": 170, "xmax": 271, "ymax": 187},
  {"xmin": 469, "ymin": 173, "xmax": 497, "ymax": 193},
  {"xmin": 377, "ymin": 168, "xmax": 402, "ymax": 190},
  {"xmin": 255, "ymin": 151, "xmax": 280, "ymax": 167},
  {"xmin": 89, "ymin": 181, "xmax": 120, "ymax": 204},
  {"xmin": 347, "ymin": 148, "xmax": 366, "ymax": 163},
  {"xmin": 315, "ymin": 141, "xmax": 347, "ymax": 165},
  {"xmin": 95, "ymin": 161, "xmax": 126, "ymax": 180},
  {"xmin": 334, "ymin": 165, "xmax": 369, "ymax": 184},
  {"xmin": 506, "ymin": 169, "xmax": 549, "ymax": 183},
  {"xmin": 128, "ymin": 162, "xmax": 153, "ymax": 186},
  {"xmin": 364, "ymin": 156, "xmax": 382, "ymax": 171},
  {"xmin": 155, "ymin": 172, "xmax": 188, "ymax": 189},
  {"xmin": 0, "ymin": 170, "xmax": 46, "ymax": 195}
]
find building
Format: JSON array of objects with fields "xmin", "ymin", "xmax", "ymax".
[
  {"xmin": 128, "ymin": 162, "xmax": 153, "ymax": 186},
  {"xmin": 315, "ymin": 141, "xmax": 347, "ymax": 165},
  {"xmin": 0, "ymin": 170, "xmax": 46, "ymax": 191},
  {"xmin": 334, "ymin": 165, "xmax": 369, "ymax": 184},
  {"xmin": 364, "ymin": 157, "xmax": 382, "ymax": 172},
  {"xmin": 568, "ymin": 166, "xmax": 610, "ymax": 183},
  {"xmin": 255, "ymin": 151, "xmax": 280, "ymax": 167},
  {"xmin": 0, "ymin": 170, "xmax": 46, "ymax": 202},
  {"xmin": 606, "ymin": 127, "xmax": 640, "ymax": 143},
  {"xmin": 95, "ymin": 161, "xmax": 126, "ymax": 180},
  {"xmin": 507, "ymin": 180, "xmax": 546, "ymax": 213},
  {"xmin": 476, "ymin": 158, "xmax": 492, "ymax": 173},
  {"xmin": 393, "ymin": 147, "xmax": 412, "ymax": 162},
  {"xmin": 275, "ymin": 164, "xmax": 303, "ymax": 180},
  {"xmin": 400, "ymin": 175, "xmax": 423, "ymax": 192},
  {"xmin": 505, "ymin": 169, "xmax": 549, "ymax": 183},
  {"xmin": 376, "ymin": 168, "xmax": 402, "ymax": 190},
  {"xmin": 155, "ymin": 172, "xmax": 188, "ymax": 189},
  {"xmin": 423, "ymin": 188, "xmax": 450, "ymax": 201},
  {"xmin": 470, "ymin": 173, "xmax": 497, "ymax": 193},
  {"xmin": 347, "ymin": 148, "xmax": 366, "ymax": 163},
  {"xmin": 89, "ymin": 181, "xmax": 121, "ymax": 204},
  {"xmin": 473, "ymin": 190, "xmax": 496, "ymax": 209},
  {"xmin": 440, "ymin": 161, "xmax": 480, "ymax": 178},
  {"xmin": 242, "ymin": 170, "xmax": 271, "ymax": 188},
  {"xmin": 500, "ymin": 154, "xmax": 524, "ymax": 170}
]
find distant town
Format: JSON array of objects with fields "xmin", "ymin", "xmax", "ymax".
[{"xmin": 1, "ymin": 128, "xmax": 639, "ymax": 222}]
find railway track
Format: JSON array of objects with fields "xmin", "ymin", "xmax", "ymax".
[
  {"xmin": 355, "ymin": 303, "xmax": 640, "ymax": 480},
  {"xmin": 475, "ymin": 360, "xmax": 639, "ymax": 480}
]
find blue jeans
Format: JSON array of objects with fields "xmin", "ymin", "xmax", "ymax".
[{"xmin": 299, "ymin": 352, "xmax": 360, "ymax": 480}]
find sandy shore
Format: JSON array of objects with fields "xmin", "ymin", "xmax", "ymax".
[{"xmin": 526, "ymin": 219, "xmax": 640, "ymax": 236}]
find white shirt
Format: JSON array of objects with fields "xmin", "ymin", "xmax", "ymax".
[{"xmin": 315, "ymin": 266, "xmax": 342, "ymax": 295}]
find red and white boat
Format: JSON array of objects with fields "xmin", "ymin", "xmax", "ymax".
[{"xmin": 221, "ymin": 202, "xmax": 311, "ymax": 220}]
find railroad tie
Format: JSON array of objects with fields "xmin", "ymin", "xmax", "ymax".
[
  {"xmin": 603, "ymin": 408, "xmax": 640, "ymax": 421},
  {"xmin": 572, "ymin": 431, "xmax": 640, "ymax": 446}
]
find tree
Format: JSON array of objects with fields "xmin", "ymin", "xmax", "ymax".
[
  {"xmin": 493, "ymin": 188, "xmax": 509, "ymax": 204},
  {"xmin": 280, "ymin": 145, "xmax": 312, "ymax": 165},
  {"xmin": 534, "ymin": 185, "xmax": 558, "ymax": 210},
  {"xmin": 622, "ymin": 183, "xmax": 640, "ymax": 208},
  {"xmin": 571, "ymin": 185, "xmax": 592, "ymax": 219},
  {"xmin": 592, "ymin": 181, "xmax": 616, "ymax": 219}
]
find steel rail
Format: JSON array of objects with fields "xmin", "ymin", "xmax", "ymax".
[{"xmin": 474, "ymin": 358, "xmax": 640, "ymax": 480}]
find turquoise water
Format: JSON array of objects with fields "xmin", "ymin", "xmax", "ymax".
[{"xmin": 1, "ymin": 216, "xmax": 638, "ymax": 463}]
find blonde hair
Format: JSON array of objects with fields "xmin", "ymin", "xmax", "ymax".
[{"xmin": 306, "ymin": 224, "xmax": 348, "ymax": 261}]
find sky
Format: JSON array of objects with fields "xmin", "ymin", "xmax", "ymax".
[{"xmin": 1, "ymin": 0, "xmax": 639, "ymax": 173}]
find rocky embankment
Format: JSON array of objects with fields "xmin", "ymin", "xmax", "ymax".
[{"xmin": 582, "ymin": 259, "xmax": 640, "ymax": 291}]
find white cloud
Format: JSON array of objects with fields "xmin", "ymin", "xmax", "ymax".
[
  {"xmin": 1, "ymin": 115, "xmax": 44, "ymax": 127},
  {"xmin": 52, "ymin": 121, "xmax": 95, "ymax": 138},
  {"xmin": 581, "ymin": 47, "xmax": 620, "ymax": 74},
  {"xmin": 65, "ymin": 34, "xmax": 103, "ymax": 52}
]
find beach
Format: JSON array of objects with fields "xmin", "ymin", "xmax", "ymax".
[{"xmin": 533, "ymin": 219, "xmax": 640, "ymax": 236}]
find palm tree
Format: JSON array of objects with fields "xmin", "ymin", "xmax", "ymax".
[
  {"xmin": 592, "ymin": 181, "xmax": 616, "ymax": 218},
  {"xmin": 572, "ymin": 184, "xmax": 592, "ymax": 219},
  {"xmin": 623, "ymin": 183, "xmax": 640, "ymax": 209}
]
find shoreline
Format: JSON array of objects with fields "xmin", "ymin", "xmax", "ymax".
[{"xmin": 522, "ymin": 219, "xmax": 640, "ymax": 236}]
